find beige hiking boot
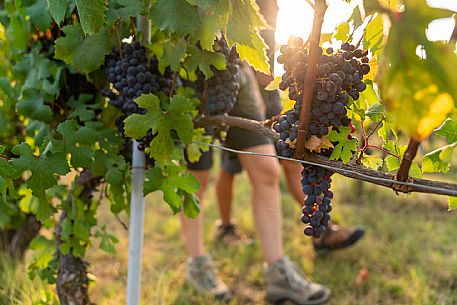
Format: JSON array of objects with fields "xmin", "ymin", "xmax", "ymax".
[
  {"xmin": 185, "ymin": 255, "xmax": 232, "ymax": 300},
  {"xmin": 264, "ymin": 256, "xmax": 331, "ymax": 305}
]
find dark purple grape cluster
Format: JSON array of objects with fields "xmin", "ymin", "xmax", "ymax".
[
  {"xmin": 103, "ymin": 41, "xmax": 176, "ymax": 151},
  {"xmin": 192, "ymin": 38, "xmax": 241, "ymax": 115},
  {"xmin": 273, "ymin": 109, "xmax": 299, "ymax": 157},
  {"xmin": 300, "ymin": 164, "xmax": 334, "ymax": 237},
  {"xmin": 272, "ymin": 38, "xmax": 370, "ymax": 156},
  {"xmin": 102, "ymin": 41, "xmax": 175, "ymax": 115}
]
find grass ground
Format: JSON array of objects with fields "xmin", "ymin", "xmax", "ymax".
[
  {"xmin": 1, "ymin": 156, "xmax": 457, "ymax": 305},
  {"xmin": 84, "ymin": 160, "xmax": 457, "ymax": 305}
]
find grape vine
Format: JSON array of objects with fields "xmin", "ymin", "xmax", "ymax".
[{"xmin": 0, "ymin": 0, "xmax": 456, "ymax": 303}]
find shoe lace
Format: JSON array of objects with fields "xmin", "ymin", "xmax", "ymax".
[{"xmin": 278, "ymin": 259, "xmax": 310, "ymax": 290}]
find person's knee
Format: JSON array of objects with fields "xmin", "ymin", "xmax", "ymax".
[{"xmin": 254, "ymin": 159, "xmax": 280, "ymax": 186}]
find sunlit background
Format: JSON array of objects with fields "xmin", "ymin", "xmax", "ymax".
[{"xmin": 274, "ymin": 0, "xmax": 457, "ymax": 75}]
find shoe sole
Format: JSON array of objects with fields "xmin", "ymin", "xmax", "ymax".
[
  {"xmin": 314, "ymin": 228, "xmax": 365, "ymax": 255},
  {"xmin": 266, "ymin": 288, "xmax": 331, "ymax": 305},
  {"xmin": 183, "ymin": 280, "xmax": 233, "ymax": 302}
]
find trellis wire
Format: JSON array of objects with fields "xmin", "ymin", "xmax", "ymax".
[{"xmin": 190, "ymin": 141, "xmax": 457, "ymax": 197}]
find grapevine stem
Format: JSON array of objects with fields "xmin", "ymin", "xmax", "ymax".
[
  {"xmin": 396, "ymin": 137, "xmax": 420, "ymax": 182},
  {"xmin": 130, "ymin": 17, "xmax": 137, "ymax": 37},
  {"xmin": 304, "ymin": 0, "xmax": 315, "ymax": 9},
  {"xmin": 114, "ymin": 21, "xmax": 123, "ymax": 58},
  {"xmin": 450, "ymin": 16, "xmax": 457, "ymax": 44},
  {"xmin": 198, "ymin": 81, "xmax": 208, "ymax": 115},
  {"xmin": 366, "ymin": 144, "xmax": 399, "ymax": 158},
  {"xmin": 366, "ymin": 118, "xmax": 384, "ymax": 139},
  {"xmin": 295, "ymin": 0, "xmax": 328, "ymax": 159}
]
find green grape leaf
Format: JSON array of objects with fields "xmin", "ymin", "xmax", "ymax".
[
  {"xmin": 422, "ymin": 142, "xmax": 457, "ymax": 173},
  {"xmin": 143, "ymin": 166, "xmax": 200, "ymax": 213},
  {"xmin": 435, "ymin": 118, "xmax": 457, "ymax": 143},
  {"xmin": 409, "ymin": 162, "xmax": 422, "ymax": 178},
  {"xmin": 160, "ymin": 39, "xmax": 187, "ymax": 72},
  {"xmin": 18, "ymin": 188, "xmax": 54, "ymax": 222},
  {"xmin": 54, "ymin": 24, "xmax": 112, "ymax": 74},
  {"xmin": 95, "ymin": 225, "xmax": 119, "ymax": 254},
  {"xmin": 378, "ymin": 119, "xmax": 396, "ymax": 142},
  {"xmin": 194, "ymin": 4, "xmax": 229, "ymax": 50},
  {"xmin": 47, "ymin": 0, "xmax": 67, "ymax": 25},
  {"xmin": 67, "ymin": 94, "xmax": 99, "ymax": 122},
  {"xmin": 236, "ymin": 33, "xmax": 270, "ymax": 74},
  {"xmin": 11, "ymin": 143, "xmax": 70, "ymax": 199},
  {"xmin": 6, "ymin": 15, "xmax": 30, "ymax": 51},
  {"xmin": 365, "ymin": 103, "xmax": 385, "ymax": 122},
  {"xmin": 107, "ymin": 0, "xmax": 145, "ymax": 21},
  {"xmin": 57, "ymin": 120, "xmax": 98, "ymax": 168},
  {"xmin": 151, "ymin": 0, "xmax": 200, "ymax": 35},
  {"xmin": 448, "ymin": 196, "xmax": 457, "ymax": 211},
  {"xmin": 225, "ymin": 0, "xmax": 269, "ymax": 74},
  {"xmin": 376, "ymin": 5, "xmax": 457, "ymax": 140},
  {"xmin": 183, "ymin": 192, "xmax": 200, "ymax": 218},
  {"xmin": 16, "ymin": 96, "xmax": 53, "ymax": 123},
  {"xmin": 363, "ymin": 13, "xmax": 384, "ymax": 56},
  {"xmin": 385, "ymin": 155, "xmax": 400, "ymax": 171},
  {"xmin": 185, "ymin": 128, "xmax": 211, "ymax": 163},
  {"xmin": 350, "ymin": 5, "xmax": 364, "ymax": 29},
  {"xmin": 226, "ymin": 0, "xmax": 265, "ymax": 45},
  {"xmin": 26, "ymin": 0, "xmax": 52, "ymax": 31},
  {"xmin": 185, "ymin": 46, "xmax": 226, "ymax": 78},
  {"xmin": 29, "ymin": 236, "xmax": 55, "ymax": 269},
  {"xmin": 361, "ymin": 155, "xmax": 383, "ymax": 170},
  {"xmin": 0, "ymin": 158, "xmax": 21, "ymax": 180},
  {"xmin": 327, "ymin": 127, "xmax": 357, "ymax": 163},
  {"xmin": 75, "ymin": 0, "xmax": 107, "ymax": 35},
  {"xmin": 124, "ymin": 94, "xmax": 196, "ymax": 163},
  {"xmin": 334, "ymin": 22, "xmax": 349, "ymax": 41},
  {"xmin": 264, "ymin": 76, "xmax": 282, "ymax": 91}
]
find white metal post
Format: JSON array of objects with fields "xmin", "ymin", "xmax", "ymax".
[{"xmin": 126, "ymin": 16, "xmax": 150, "ymax": 305}]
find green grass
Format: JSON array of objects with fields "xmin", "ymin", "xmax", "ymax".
[
  {"xmin": 0, "ymin": 254, "xmax": 57, "ymax": 305},
  {"xmin": 84, "ymin": 166, "xmax": 457, "ymax": 305},
  {"xmin": 1, "ymin": 159, "xmax": 457, "ymax": 305}
]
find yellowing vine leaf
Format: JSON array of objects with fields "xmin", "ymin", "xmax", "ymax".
[{"xmin": 376, "ymin": 3, "xmax": 457, "ymax": 140}]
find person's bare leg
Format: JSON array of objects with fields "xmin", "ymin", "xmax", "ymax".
[
  {"xmin": 238, "ymin": 144, "xmax": 283, "ymax": 264},
  {"xmin": 280, "ymin": 159, "xmax": 305, "ymax": 206},
  {"xmin": 215, "ymin": 169, "xmax": 235, "ymax": 226},
  {"xmin": 180, "ymin": 170, "xmax": 210, "ymax": 258}
]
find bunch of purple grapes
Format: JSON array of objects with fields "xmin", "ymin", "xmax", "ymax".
[
  {"xmin": 191, "ymin": 38, "xmax": 241, "ymax": 115},
  {"xmin": 102, "ymin": 41, "xmax": 175, "ymax": 151},
  {"xmin": 300, "ymin": 164, "xmax": 334, "ymax": 237},
  {"xmin": 272, "ymin": 38, "xmax": 370, "ymax": 157}
]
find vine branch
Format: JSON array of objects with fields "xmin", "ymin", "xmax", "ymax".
[
  {"xmin": 194, "ymin": 114, "xmax": 457, "ymax": 197},
  {"xmin": 396, "ymin": 137, "xmax": 420, "ymax": 182},
  {"xmin": 295, "ymin": 0, "xmax": 328, "ymax": 159}
]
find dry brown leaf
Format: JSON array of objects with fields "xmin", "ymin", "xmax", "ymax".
[{"xmin": 304, "ymin": 136, "xmax": 322, "ymax": 151}]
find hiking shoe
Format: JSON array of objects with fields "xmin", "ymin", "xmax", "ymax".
[
  {"xmin": 313, "ymin": 224, "xmax": 365, "ymax": 254},
  {"xmin": 215, "ymin": 219, "xmax": 250, "ymax": 246},
  {"xmin": 185, "ymin": 255, "xmax": 232, "ymax": 300},
  {"xmin": 264, "ymin": 256, "xmax": 331, "ymax": 305}
]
